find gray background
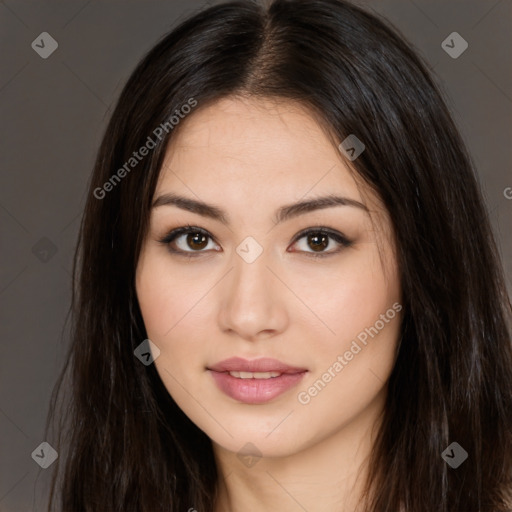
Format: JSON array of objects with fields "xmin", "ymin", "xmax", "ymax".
[{"xmin": 1, "ymin": 1, "xmax": 511, "ymax": 510}]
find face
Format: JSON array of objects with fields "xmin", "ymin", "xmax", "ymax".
[{"xmin": 136, "ymin": 96, "xmax": 402, "ymax": 458}]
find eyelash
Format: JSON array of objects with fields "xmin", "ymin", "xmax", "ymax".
[{"xmin": 157, "ymin": 224, "xmax": 353, "ymax": 259}]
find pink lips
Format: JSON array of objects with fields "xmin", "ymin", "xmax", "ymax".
[{"xmin": 207, "ymin": 357, "xmax": 307, "ymax": 404}]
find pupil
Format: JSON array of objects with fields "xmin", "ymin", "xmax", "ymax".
[{"xmin": 308, "ymin": 233, "xmax": 328, "ymax": 252}]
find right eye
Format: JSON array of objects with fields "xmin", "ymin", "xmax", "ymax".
[{"xmin": 158, "ymin": 225, "xmax": 220, "ymax": 257}]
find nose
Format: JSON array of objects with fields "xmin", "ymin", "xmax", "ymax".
[{"xmin": 217, "ymin": 248, "xmax": 289, "ymax": 342}]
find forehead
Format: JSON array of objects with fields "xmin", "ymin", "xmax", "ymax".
[{"xmin": 157, "ymin": 96, "xmax": 361, "ymax": 198}]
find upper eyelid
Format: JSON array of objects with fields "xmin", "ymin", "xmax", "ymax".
[{"xmin": 161, "ymin": 225, "xmax": 344, "ymax": 240}]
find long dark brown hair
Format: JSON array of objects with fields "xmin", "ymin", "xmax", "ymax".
[{"xmin": 44, "ymin": 0, "xmax": 512, "ymax": 510}]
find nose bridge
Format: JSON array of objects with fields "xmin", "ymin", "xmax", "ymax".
[
  {"xmin": 229, "ymin": 243, "xmax": 274, "ymax": 303},
  {"xmin": 217, "ymin": 240, "xmax": 288, "ymax": 339}
]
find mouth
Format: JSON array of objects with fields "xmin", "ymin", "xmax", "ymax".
[
  {"xmin": 207, "ymin": 357, "xmax": 308, "ymax": 404},
  {"xmin": 226, "ymin": 370, "xmax": 283, "ymax": 379}
]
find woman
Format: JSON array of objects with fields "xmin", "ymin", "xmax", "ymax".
[{"xmin": 44, "ymin": 0, "xmax": 512, "ymax": 510}]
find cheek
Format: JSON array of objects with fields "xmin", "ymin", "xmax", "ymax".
[
  {"xmin": 136, "ymin": 253, "xmax": 206, "ymax": 340},
  {"xmin": 136, "ymin": 253, "xmax": 214, "ymax": 386},
  {"xmin": 294, "ymin": 245, "xmax": 401, "ymax": 417},
  {"xmin": 297, "ymin": 244, "xmax": 400, "ymax": 353}
]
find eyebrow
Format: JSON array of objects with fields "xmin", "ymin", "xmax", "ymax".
[{"xmin": 152, "ymin": 192, "xmax": 369, "ymax": 225}]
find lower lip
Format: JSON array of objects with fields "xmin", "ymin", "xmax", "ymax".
[{"xmin": 209, "ymin": 370, "xmax": 307, "ymax": 404}]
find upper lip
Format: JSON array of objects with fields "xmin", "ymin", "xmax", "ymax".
[{"xmin": 208, "ymin": 357, "xmax": 307, "ymax": 374}]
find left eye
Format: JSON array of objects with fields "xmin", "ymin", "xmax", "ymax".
[
  {"xmin": 290, "ymin": 228, "xmax": 352, "ymax": 257},
  {"xmin": 158, "ymin": 226, "xmax": 352, "ymax": 258}
]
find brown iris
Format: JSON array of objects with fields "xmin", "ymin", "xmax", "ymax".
[
  {"xmin": 308, "ymin": 233, "xmax": 329, "ymax": 252},
  {"xmin": 187, "ymin": 232, "xmax": 208, "ymax": 250}
]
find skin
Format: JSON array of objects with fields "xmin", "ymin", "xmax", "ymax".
[{"xmin": 136, "ymin": 96, "xmax": 402, "ymax": 512}]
